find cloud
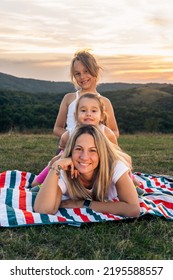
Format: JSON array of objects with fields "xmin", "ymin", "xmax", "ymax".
[{"xmin": 0, "ymin": 0, "xmax": 173, "ymax": 83}]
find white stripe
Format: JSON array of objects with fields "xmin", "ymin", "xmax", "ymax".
[
  {"xmin": 0, "ymin": 204, "xmax": 9, "ymax": 227},
  {"xmin": 13, "ymin": 208, "xmax": 27, "ymax": 226},
  {"xmin": 32, "ymin": 212, "xmax": 43, "ymax": 224}
]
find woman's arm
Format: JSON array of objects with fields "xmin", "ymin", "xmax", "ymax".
[
  {"xmin": 92, "ymin": 171, "xmax": 140, "ymax": 217},
  {"xmin": 34, "ymin": 158, "xmax": 75, "ymax": 215},
  {"xmin": 60, "ymin": 171, "xmax": 140, "ymax": 217},
  {"xmin": 33, "ymin": 167, "xmax": 63, "ymax": 215}
]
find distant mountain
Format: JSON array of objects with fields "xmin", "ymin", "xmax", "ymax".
[
  {"xmin": 1, "ymin": 71, "xmax": 171, "ymax": 94},
  {"xmin": 0, "ymin": 72, "xmax": 74, "ymax": 94}
]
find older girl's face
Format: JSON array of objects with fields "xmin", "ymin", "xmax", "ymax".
[
  {"xmin": 73, "ymin": 60, "xmax": 97, "ymax": 91},
  {"xmin": 72, "ymin": 133, "xmax": 99, "ymax": 179}
]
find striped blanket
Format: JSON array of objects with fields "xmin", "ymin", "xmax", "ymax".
[{"xmin": 0, "ymin": 170, "xmax": 173, "ymax": 227}]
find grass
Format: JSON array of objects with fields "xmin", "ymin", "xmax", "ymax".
[{"xmin": 0, "ymin": 133, "xmax": 173, "ymax": 260}]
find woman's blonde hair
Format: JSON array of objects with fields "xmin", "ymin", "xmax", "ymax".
[
  {"xmin": 75, "ymin": 93, "xmax": 107, "ymax": 125},
  {"xmin": 70, "ymin": 49, "xmax": 101, "ymax": 86},
  {"xmin": 61, "ymin": 125, "xmax": 132, "ymax": 201}
]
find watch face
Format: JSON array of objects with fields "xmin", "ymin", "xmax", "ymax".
[{"xmin": 83, "ymin": 199, "xmax": 91, "ymax": 208}]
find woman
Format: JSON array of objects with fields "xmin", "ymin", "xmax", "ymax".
[{"xmin": 34, "ymin": 125, "xmax": 140, "ymax": 217}]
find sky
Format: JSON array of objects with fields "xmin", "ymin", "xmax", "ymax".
[{"xmin": 1, "ymin": 0, "xmax": 173, "ymax": 84}]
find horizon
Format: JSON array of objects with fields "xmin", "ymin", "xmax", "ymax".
[
  {"xmin": 1, "ymin": 0, "xmax": 173, "ymax": 84},
  {"xmin": 1, "ymin": 71, "xmax": 172, "ymax": 85}
]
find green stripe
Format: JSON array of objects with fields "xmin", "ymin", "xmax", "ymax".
[
  {"xmin": 28, "ymin": 173, "xmax": 36, "ymax": 185},
  {"xmin": 9, "ymin": 171, "xmax": 16, "ymax": 189},
  {"xmin": 6, "ymin": 205, "xmax": 18, "ymax": 226},
  {"xmin": 40, "ymin": 213, "xmax": 51, "ymax": 224},
  {"xmin": 5, "ymin": 188, "xmax": 13, "ymax": 207},
  {"xmin": 59, "ymin": 208, "xmax": 76, "ymax": 222},
  {"xmin": 31, "ymin": 192, "xmax": 37, "ymax": 208},
  {"xmin": 85, "ymin": 208, "xmax": 105, "ymax": 222}
]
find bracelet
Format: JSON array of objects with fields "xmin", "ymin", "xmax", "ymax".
[
  {"xmin": 83, "ymin": 199, "xmax": 92, "ymax": 209},
  {"xmin": 50, "ymin": 165, "xmax": 62, "ymax": 176}
]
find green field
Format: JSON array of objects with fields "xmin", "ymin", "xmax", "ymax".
[{"xmin": 0, "ymin": 133, "xmax": 173, "ymax": 260}]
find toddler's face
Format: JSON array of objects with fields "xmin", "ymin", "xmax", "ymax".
[{"xmin": 77, "ymin": 97, "xmax": 102, "ymax": 126}]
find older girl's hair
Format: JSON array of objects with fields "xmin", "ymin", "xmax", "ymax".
[
  {"xmin": 61, "ymin": 125, "xmax": 132, "ymax": 201},
  {"xmin": 70, "ymin": 49, "xmax": 101, "ymax": 86},
  {"xmin": 75, "ymin": 93, "xmax": 107, "ymax": 125}
]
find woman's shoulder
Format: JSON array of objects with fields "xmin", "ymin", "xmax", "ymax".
[
  {"xmin": 113, "ymin": 160, "xmax": 130, "ymax": 176},
  {"xmin": 112, "ymin": 160, "xmax": 130, "ymax": 183}
]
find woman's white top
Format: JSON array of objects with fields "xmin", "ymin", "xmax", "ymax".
[{"xmin": 58, "ymin": 160, "xmax": 129, "ymax": 201}]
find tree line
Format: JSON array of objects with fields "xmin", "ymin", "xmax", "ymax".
[{"xmin": 0, "ymin": 87, "xmax": 173, "ymax": 134}]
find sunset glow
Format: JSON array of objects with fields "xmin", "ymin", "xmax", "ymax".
[{"xmin": 1, "ymin": 0, "xmax": 173, "ymax": 83}]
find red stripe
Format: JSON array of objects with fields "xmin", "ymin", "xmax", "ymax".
[
  {"xmin": 0, "ymin": 172, "xmax": 6, "ymax": 189},
  {"xmin": 104, "ymin": 213, "xmax": 122, "ymax": 220},
  {"xmin": 19, "ymin": 190, "xmax": 26, "ymax": 211},
  {"xmin": 158, "ymin": 205, "xmax": 170, "ymax": 218},
  {"xmin": 152, "ymin": 199, "xmax": 173, "ymax": 209},
  {"xmin": 22, "ymin": 210, "xmax": 35, "ymax": 224},
  {"xmin": 74, "ymin": 208, "xmax": 90, "ymax": 222},
  {"xmin": 145, "ymin": 189, "xmax": 154, "ymax": 193},
  {"xmin": 58, "ymin": 216, "xmax": 67, "ymax": 222},
  {"xmin": 140, "ymin": 201, "xmax": 151, "ymax": 211},
  {"xmin": 18, "ymin": 171, "xmax": 27, "ymax": 190}
]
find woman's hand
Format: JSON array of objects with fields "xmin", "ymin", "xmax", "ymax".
[
  {"xmin": 52, "ymin": 158, "xmax": 79, "ymax": 179},
  {"xmin": 60, "ymin": 199, "xmax": 84, "ymax": 208}
]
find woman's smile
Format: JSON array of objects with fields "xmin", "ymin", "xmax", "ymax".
[{"xmin": 72, "ymin": 133, "xmax": 99, "ymax": 178}]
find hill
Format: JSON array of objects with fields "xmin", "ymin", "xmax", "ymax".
[
  {"xmin": 0, "ymin": 72, "xmax": 173, "ymax": 134},
  {"xmin": 1, "ymin": 71, "xmax": 170, "ymax": 94},
  {"xmin": 0, "ymin": 72, "xmax": 75, "ymax": 94}
]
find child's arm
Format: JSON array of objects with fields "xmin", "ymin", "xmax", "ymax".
[
  {"xmin": 53, "ymin": 94, "xmax": 69, "ymax": 137},
  {"xmin": 104, "ymin": 126, "xmax": 118, "ymax": 145},
  {"xmin": 59, "ymin": 131, "xmax": 70, "ymax": 150},
  {"xmin": 102, "ymin": 97, "xmax": 119, "ymax": 138}
]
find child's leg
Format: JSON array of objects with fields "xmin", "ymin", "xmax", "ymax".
[
  {"xmin": 130, "ymin": 173, "xmax": 140, "ymax": 187},
  {"xmin": 31, "ymin": 166, "xmax": 49, "ymax": 187},
  {"xmin": 130, "ymin": 172, "xmax": 144, "ymax": 196}
]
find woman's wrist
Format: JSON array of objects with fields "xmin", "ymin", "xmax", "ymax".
[
  {"xmin": 49, "ymin": 165, "xmax": 62, "ymax": 176},
  {"xmin": 83, "ymin": 199, "xmax": 92, "ymax": 209}
]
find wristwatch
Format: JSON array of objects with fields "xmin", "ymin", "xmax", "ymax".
[{"xmin": 83, "ymin": 199, "xmax": 92, "ymax": 209}]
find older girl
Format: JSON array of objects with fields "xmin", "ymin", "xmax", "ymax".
[{"xmin": 53, "ymin": 49, "xmax": 119, "ymax": 138}]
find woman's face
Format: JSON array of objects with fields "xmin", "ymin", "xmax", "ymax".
[
  {"xmin": 73, "ymin": 60, "xmax": 97, "ymax": 91},
  {"xmin": 72, "ymin": 133, "xmax": 99, "ymax": 179}
]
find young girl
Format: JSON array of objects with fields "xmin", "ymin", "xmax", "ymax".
[
  {"xmin": 59, "ymin": 93, "xmax": 118, "ymax": 150},
  {"xmin": 53, "ymin": 49, "xmax": 119, "ymax": 139},
  {"xmin": 31, "ymin": 93, "xmax": 118, "ymax": 188},
  {"xmin": 34, "ymin": 125, "xmax": 140, "ymax": 217}
]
